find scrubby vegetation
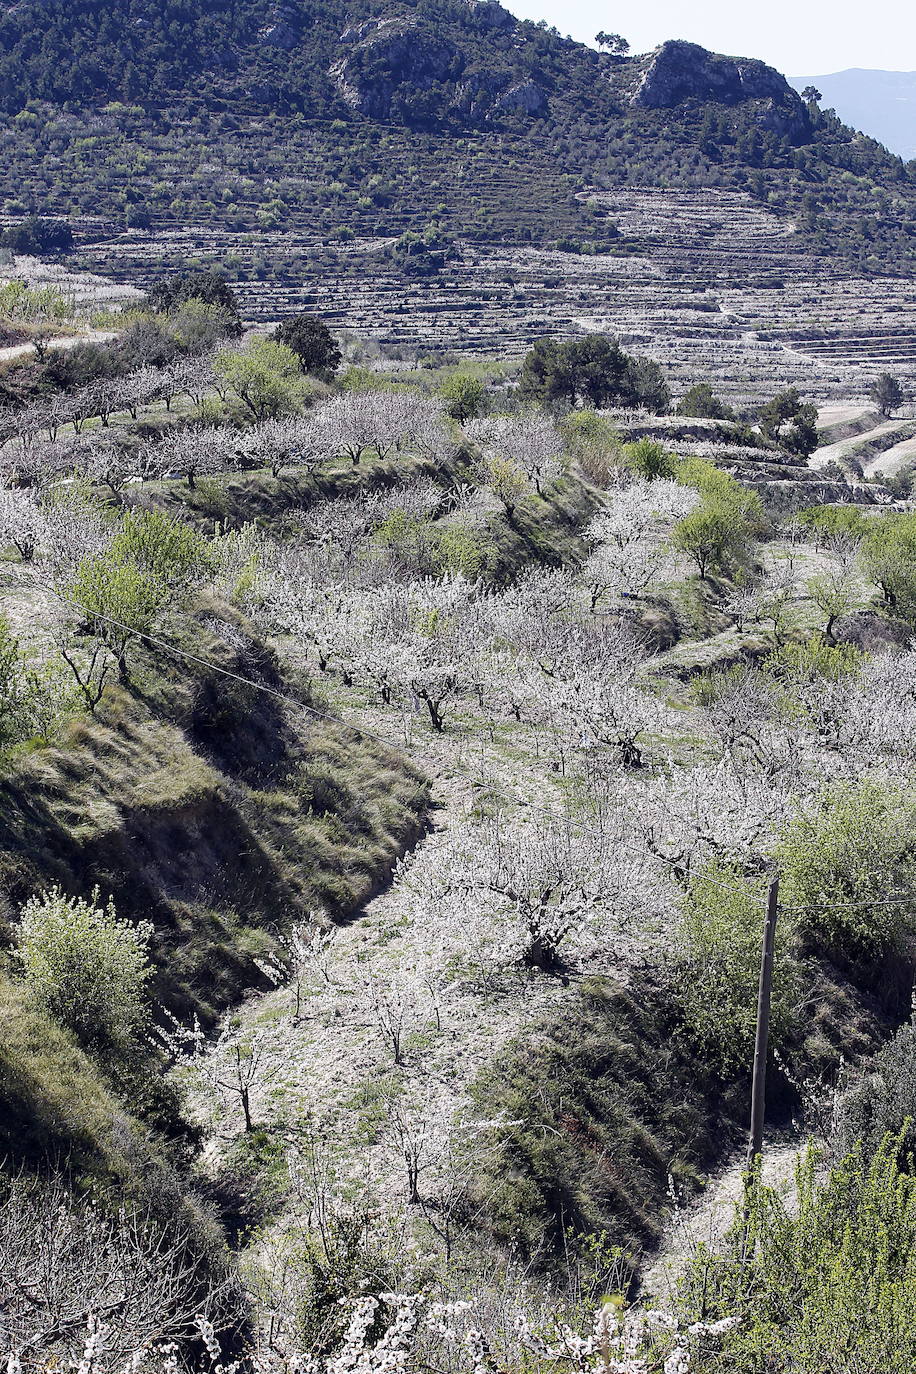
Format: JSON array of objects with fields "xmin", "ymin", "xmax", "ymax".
[{"xmin": 3, "ymin": 233, "xmax": 916, "ymax": 1374}]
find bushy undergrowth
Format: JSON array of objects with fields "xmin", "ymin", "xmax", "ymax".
[
  {"xmin": 469, "ymin": 977, "xmax": 738, "ymax": 1274},
  {"xmin": 778, "ymin": 781, "xmax": 916, "ymax": 957},
  {"xmin": 683, "ymin": 1137, "xmax": 916, "ymax": 1374},
  {"xmin": 680, "ymin": 861, "xmax": 801, "ymax": 1075},
  {"xmin": 836, "ymin": 1017, "xmax": 916, "ymax": 1159}
]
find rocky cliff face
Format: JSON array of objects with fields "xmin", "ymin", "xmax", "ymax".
[
  {"xmin": 332, "ymin": 12, "xmax": 546, "ymax": 125},
  {"xmin": 631, "ymin": 40, "xmax": 810, "ymax": 139}
]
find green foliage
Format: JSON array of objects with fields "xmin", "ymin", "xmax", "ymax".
[
  {"xmin": 145, "ymin": 269, "xmax": 240, "ymax": 323},
  {"xmin": 672, "ymin": 460, "xmax": 762, "ymax": 578},
  {"xmin": 439, "ymin": 371, "xmax": 486, "ymax": 422},
  {"xmin": 215, "ymin": 338, "xmax": 306, "ymax": 421},
  {"xmin": 680, "ymin": 860, "xmax": 799, "ymax": 1074},
  {"xmin": 17, "ymin": 885, "xmax": 152, "ymax": 1057},
  {"xmin": 624, "ymin": 438, "xmax": 677, "ymax": 480},
  {"xmin": 562, "ymin": 409, "xmax": 623, "ymax": 485},
  {"xmin": 169, "ymin": 298, "xmax": 239, "ymax": 354},
  {"xmin": 777, "ymin": 781, "xmax": 916, "ymax": 955},
  {"xmin": 375, "ymin": 511, "xmax": 487, "ymax": 579},
  {"xmin": 0, "ymin": 277, "xmax": 72, "ymax": 323},
  {"xmin": 870, "ymin": 372, "xmax": 904, "ymax": 417},
  {"xmin": 0, "ymin": 615, "xmax": 62, "ymax": 750},
  {"xmin": 62, "ymin": 505, "xmax": 211, "ymax": 692},
  {"xmin": 682, "ymin": 1137, "xmax": 916, "ymax": 1374},
  {"xmin": 479, "ymin": 453, "xmax": 527, "ymax": 517},
  {"xmin": 519, "ymin": 335, "xmax": 669, "ymax": 413},
  {"xmin": 758, "ymin": 387, "xmax": 819, "ymax": 457},
  {"xmin": 271, "ymin": 313, "xmax": 342, "ymax": 380},
  {"xmin": 836, "ymin": 1019, "xmax": 916, "ymax": 1160},
  {"xmin": 111, "ymin": 509, "xmax": 212, "ymax": 587},
  {"xmin": 794, "ymin": 503, "xmax": 870, "ymax": 542},
  {"xmin": 861, "ymin": 512, "xmax": 916, "ymax": 618},
  {"xmin": 807, "ymin": 566, "xmax": 857, "ymax": 640},
  {"xmin": 766, "ymin": 635, "xmax": 864, "ymax": 686},
  {"xmin": 676, "ymin": 383, "xmax": 734, "ymax": 420},
  {"xmin": 67, "ymin": 553, "xmax": 170, "ymax": 683},
  {"xmin": 671, "ymin": 499, "xmax": 745, "ymax": 579},
  {"xmin": 385, "ymin": 224, "xmax": 455, "ymax": 276},
  {"xmin": 624, "ymin": 354, "xmax": 671, "ymax": 413},
  {"xmin": 1, "ymin": 216, "xmax": 72, "ymax": 254}
]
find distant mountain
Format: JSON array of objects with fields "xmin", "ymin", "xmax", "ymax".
[
  {"xmin": 0, "ymin": 1, "xmax": 913, "ymax": 275},
  {"xmin": 791, "ymin": 70, "xmax": 916, "ymax": 161}
]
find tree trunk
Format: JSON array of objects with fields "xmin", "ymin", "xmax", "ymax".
[{"xmin": 424, "ymin": 698, "xmax": 445, "ymax": 732}]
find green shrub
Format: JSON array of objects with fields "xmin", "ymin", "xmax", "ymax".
[
  {"xmin": 0, "ymin": 616, "xmax": 45, "ymax": 749},
  {"xmin": 861, "ymin": 513, "xmax": 916, "ymax": 619},
  {"xmin": 680, "ymin": 860, "xmax": 800, "ymax": 1074},
  {"xmin": 624, "ymin": 438, "xmax": 677, "ymax": 480},
  {"xmin": 215, "ymin": 338, "xmax": 306, "ymax": 421},
  {"xmin": 794, "ymin": 504, "xmax": 870, "ymax": 543},
  {"xmin": 440, "ymin": 371, "xmax": 486, "ymax": 422},
  {"xmin": 16, "ymin": 885, "xmax": 153, "ymax": 1057},
  {"xmin": 765, "ymin": 636, "xmax": 864, "ymax": 686},
  {"xmin": 67, "ymin": 554, "xmax": 168, "ymax": 683},
  {"xmin": 836, "ymin": 1020, "xmax": 916, "ymax": 1159},
  {"xmin": 758, "ymin": 387, "xmax": 819, "ymax": 457},
  {"xmin": 672, "ymin": 460, "xmax": 762, "ymax": 579},
  {"xmin": 676, "ymin": 383, "xmax": 734, "ymax": 420},
  {"xmin": 562, "ymin": 409, "xmax": 623, "ymax": 486},
  {"xmin": 111, "ymin": 508, "xmax": 212, "ymax": 586},
  {"xmin": 777, "ymin": 781, "xmax": 916, "ymax": 955},
  {"xmin": 682, "ymin": 1137, "xmax": 916, "ymax": 1374}
]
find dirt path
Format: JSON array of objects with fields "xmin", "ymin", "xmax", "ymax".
[
  {"xmin": 640, "ymin": 1138, "xmax": 804, "ymax": 1303},
  {"xmin": 0, "ymin": 328, "xmax": 117, "ymax": 362}
]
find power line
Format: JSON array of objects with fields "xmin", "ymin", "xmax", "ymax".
[
  {"xmin": 42, "ymin": 579, "xmax": 399, "ymax": 758},
  {"xmin": 36, "ymin": 578, "xmax": 916, "ymax": 917},
  {"xmin": 38, "ymin": 575, "xmax": 762, "ymax": 902}
]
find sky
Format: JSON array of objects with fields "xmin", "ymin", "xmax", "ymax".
[{"xmin": 502, "ymin": 0, "xmax": 916, "ymax": 77}]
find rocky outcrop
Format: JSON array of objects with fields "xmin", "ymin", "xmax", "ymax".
[
  {"xmin": 256, "ymin": 5, "xmax": 300, "ymax": 52},
  {"xmin": 632, "ymin": 40, "xmax": 809, "ymax": 137},
  {"xmin": 332, "ymin": 15, "xmax": 544, "ymax": 125},
  {"xmin": 332, "ymin": 22, "xmax": 460, "ymax": 120},
  {"xmin": 462, "ymin": 0, "xmax": 515, "ymax": 31},
  {"xmin": 497, "ymin": 80, "xmax": 547, "ymax": 115}
]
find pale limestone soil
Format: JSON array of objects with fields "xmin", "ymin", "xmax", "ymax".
[
  {"xmin": 640, "ymin": 1139, "xmax": 804, "ymax": 1303},
  {"xmin": 0, "ymin": 328, "xmax": 117, "ymax": 363},
  {"xmin": 808, "ymin": 418, "xmax": 913, "ymax": 472},
  {"xmin": 187, "ymin": 678, "xmax": 664, "ymax": 1218},
  {"xmin": 862, "ymin": 430, "xmax": 916, "ymax": 479},
  {"xmin": 816, "ymin": 403, "xmax": 874, "ymax": 433}
]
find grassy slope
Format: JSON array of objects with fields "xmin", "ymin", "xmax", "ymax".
[
  {"xmin": 0, "ymin": 604, "xmax": 429, "ymax": 1024},
  {"xmin": 4, "ymin": 438, "xmax": 908, "ymax": 1316}
]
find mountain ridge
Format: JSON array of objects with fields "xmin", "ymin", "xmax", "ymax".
[
  {"xmin": 1, "ymin": 1, "xmax": 915, "ymax": 291},
  {"xmin": 790, "ymin": 68, "xmax": 916, "ymax": 161}
]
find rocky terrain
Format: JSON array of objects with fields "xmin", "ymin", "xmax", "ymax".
[{"xmin": 69, "ymin": 184, "xmax": 916, "ymax": 407}]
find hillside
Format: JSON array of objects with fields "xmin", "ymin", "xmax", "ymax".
[
  {"xmin": 0, "ymin": 0, "xmax": 913, "ymax": 279},
  {"xmin": 791, "ymin": 69, "xmax": 916, "ymax": 161},
  {"xmin": 0, "ymin": 265, "xmax": 916, "ymax": 1366},
  {"xmin": 2, "ymin": 4, "xmax": 914, "ymax": 403},
  {"xmin": 4, "ymin": 10, "xmax": 916, "ymax": 1368}
]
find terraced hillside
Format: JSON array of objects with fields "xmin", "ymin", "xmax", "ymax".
[
  {"xmin": 2, "ymin": 2, "xmax": 913, "ymax": 404},
  {"xmin": 72, "ymin": 186, "xmax": 916, "ymax": 405}
]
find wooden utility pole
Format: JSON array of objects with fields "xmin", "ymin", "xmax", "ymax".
[{"xmin": 747, "ymin": 876, "xmax": 780, "ymax": 1171}]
